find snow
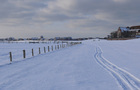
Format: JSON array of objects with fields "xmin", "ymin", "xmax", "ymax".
[
  {"xmin": 120, "ymin": 27, "xmax": 130, "ymax": 32},
  {"xmin": 98, "ymin": 39, "xmax": 140, "ymax": 79},
  {"xmin": 0, "ymin": 41, "xmax": 64, "ymax": 65},
  {"xmin": 0, "ymin": 39, "xmax": 140, "ymax": 90}
]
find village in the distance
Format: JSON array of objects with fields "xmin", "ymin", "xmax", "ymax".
[
  {"xmin": 108, "ymin": 25, "xmax": 140, "ymax": 40},
  {"xmin": 0, "ymin": 25, "xmax": 140, "ymax": 42}
]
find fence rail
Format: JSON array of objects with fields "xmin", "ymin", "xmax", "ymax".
[{"xmin": 2, "ymin": 42, "xmax": 82, "ymax": 65}]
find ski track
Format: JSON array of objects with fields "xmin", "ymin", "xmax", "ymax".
[{"xmin": 94, "ymin": 46, "xmax": 140, "ymax": 90}]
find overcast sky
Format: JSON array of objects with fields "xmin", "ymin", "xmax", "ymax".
[{"xmin": 0, "ymin": 0, "xmax": 140, "ymax": 38}]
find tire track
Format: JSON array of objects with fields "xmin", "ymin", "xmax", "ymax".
[{"xmin": 94, "ymin": 47, "xmax": 140, "ymax": 90}]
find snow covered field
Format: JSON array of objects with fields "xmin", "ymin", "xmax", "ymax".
[
  {"xmin": 0, "ymin": 41, "xmax": 66, "ymax": 66},
  {"xmin": 0, "ymin": 39, "xmax": 140, "ymax": 90}
]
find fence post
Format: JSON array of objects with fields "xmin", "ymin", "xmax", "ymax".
[
  {"xmin": 55, "ymin": 45, "xmax": 56, "ymax": 50},
  {"xmin": 39, "ymin": 47, "xmax": 41, "ymax": 54},
  {"xmin": 57, "ymin": 45, "xmax": 59, "ymax": 49},
  {"xmin": 23, "ymin": 50, "xmax": 26, "ymax": 59},
  {"xmin": 32, "ymin": 49, "xmax": 34, "ymax": 56},
  {"xmin": 51, "ymin": 46, "xmax": 53, "ymax": 51},
  {"xmin": 9, "ymin": 52, "xmax": 12, "ymax": 63},
  {"xmin": 48, "ymin": 46, "xmax": 50, "ymax": 52},
  {"xmin": 44, "ymin": 47, "xmax": 46, "ymax": 53}
]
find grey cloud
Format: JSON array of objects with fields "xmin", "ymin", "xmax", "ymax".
[
  {"xmin": 0, "ymin": 0, "xmax": 47, "ymax": 22},
  {"xmin": 37, "ymin": 0, "xmax": 140, "ymax": 26},
  {"xmin": 1, "ymin": 0, "xmax": 140, "ymax": 24},
  {"xmin": 0, "ymin": 0, "xmax": 140, "ymax": 37}
]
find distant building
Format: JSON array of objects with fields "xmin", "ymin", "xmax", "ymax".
[
  {"xmin": 40, "ymin": 36, "xmax": 45, "ymax": 40},
  {"xmin": 136, "ymin": 30, "xmax": 140, "ymax": 38},
  {"xmin": 54, "ymin": 37, "xmax": 61, "ymax": 40},
  {"xmin": 130, "ymin": 25, "xmax": 140, "ymax": 38},
  {"xmin": 110, "ymin": 31, "xmax": 117, "ymax": 38},
  {"xmin": 54, "ymin": 37, "xmax": 72, "ymax": 40},
  {"xmin": 117, "ymin": 27, "xmax": 133, "ymax": 38},
  {"xmin": 110, "ymin": 25, "xmax": 140, "ymax": 38},
  {"xmin": 18, "ymin": 38, "xmax": 25, "ymax": 41},
  {"xmin": 7, "ymin": 37, "xmax": 16, "ymax": 41},
  {"xmin": 0, "ymin": 38, "xmax": 5, "ymax": 41},
  {"xmin": 29, "ymin": 37, "xmax": 39, "ymax": 40},
  {"xmin": 61, "ymin": 37, "xmax": 72, "ymax": 40},
  {"xmin": 107, "ymin": 35, "xmax": 111, "ymax": 38}
]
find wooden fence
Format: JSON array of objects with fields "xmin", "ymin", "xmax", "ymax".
[{"xmin": 9, "ymin": 42, "xmax": 82, "ymax": 64}]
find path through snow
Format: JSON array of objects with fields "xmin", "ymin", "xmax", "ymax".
[
  {"xmin": 0, "ymin": 43, "xmax": 119, "ymax": 90},
  {"xmin": 94, "ymin": 46, "xmax": 140, "ymax": 90},
  {"xmin": 0, "ymin": 40, "xmax": 140, "ymax": 90}
]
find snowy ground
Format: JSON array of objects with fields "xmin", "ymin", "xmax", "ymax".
[
  {"xmin": 0, "ymin": 41, "xmax": 64, "ymax": 65},
  {"xmin": 0, "ymin": 39, "xmax": 140, "ymax": 90}
]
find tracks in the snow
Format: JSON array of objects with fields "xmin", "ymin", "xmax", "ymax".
[{"xmin": 94, "ymin": 47, "xmax": 140, "ymax": 90}]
